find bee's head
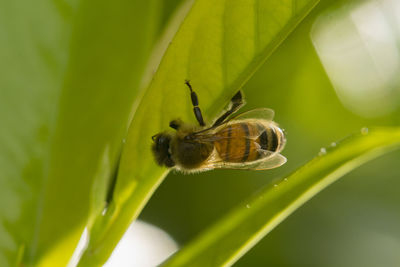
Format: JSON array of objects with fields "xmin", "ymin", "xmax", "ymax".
[{"xmin": 151, "ymin": 133, "xmax": 175, "ymax": 167}]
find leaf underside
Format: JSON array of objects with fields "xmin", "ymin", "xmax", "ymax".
[{"xmin": 77, "ymin": 0, "xmax": 320, "ymax": 266}]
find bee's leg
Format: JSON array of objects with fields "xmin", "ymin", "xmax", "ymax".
[
  {"xmin": 212, "ymin": 90, "xmax": 244, "ymax": 127},
  {"xmin": 185, "ymin": 80, "xmax": 206, "ymax": 126}
]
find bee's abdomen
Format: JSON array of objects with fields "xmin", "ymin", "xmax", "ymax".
[
  {"xmin": 257, "ymin": 123, "xmax": 281, "ymax": 153},
  {"xmin": 215, "ymin": 122, "xmax": 270, "ymax": 163},
  {"xmin": 215, "ymin": 121, "xmax": 285, "ymax": 163}
]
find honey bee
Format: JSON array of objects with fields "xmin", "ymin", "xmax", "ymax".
[{"xmin": 151, "ymin": 80, "xmax": 286, "ymax": 173}]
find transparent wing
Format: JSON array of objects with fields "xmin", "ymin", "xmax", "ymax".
[
  {"xmin": 230, "ymin": 108, "xmax": 275, "ymax": 121},
  {"xmin": 206, "ymin": 152, "xmax": 286, "ymax": 170},
  {"xmin": 194, "ymin": 123, "xmax": 261, "ymax": 143},
  {"xmin": 195, "ymin": 120, "xmax": 277, "ymax": 145},
  {"xmin": 193, "ymin": 108, "xmax": 275, "ymax": 137}
]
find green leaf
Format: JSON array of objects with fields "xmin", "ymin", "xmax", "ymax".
[
  {"xmin": 0, "ymin": 0, "xmax": 160, "ymax": 266},
  {"xmin": 161, "ymin": 127, "xmax": 400, "ymax": 267},
  {"xmin": 78, "ymin": 0, "xmax": 319, "ymax": 265}
]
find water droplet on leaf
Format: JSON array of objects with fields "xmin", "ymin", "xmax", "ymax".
[{"xmin": 361, "ymin": 127, "xmax": 369, "ymax": 135}]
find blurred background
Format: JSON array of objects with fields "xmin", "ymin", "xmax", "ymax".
[{"xmin": 110, "ymin": 0, "xmax": 400, "ymax": 266}]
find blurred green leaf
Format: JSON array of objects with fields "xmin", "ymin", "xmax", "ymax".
[
  {"xmin": 161, "ymin": 127, "xmax": 400, "ymax": 267},
  {"xmin": 0, "ymin": 0, "xmax": 160, "ymax": 266},
  {"xmin": 78, "ymin": 0, "xmax": 319, "ymax": 265}
]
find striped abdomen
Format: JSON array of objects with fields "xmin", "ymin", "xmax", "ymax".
[{"xmin": 214, "ymin": 120, "xmax": 285, "ymax": 163}]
